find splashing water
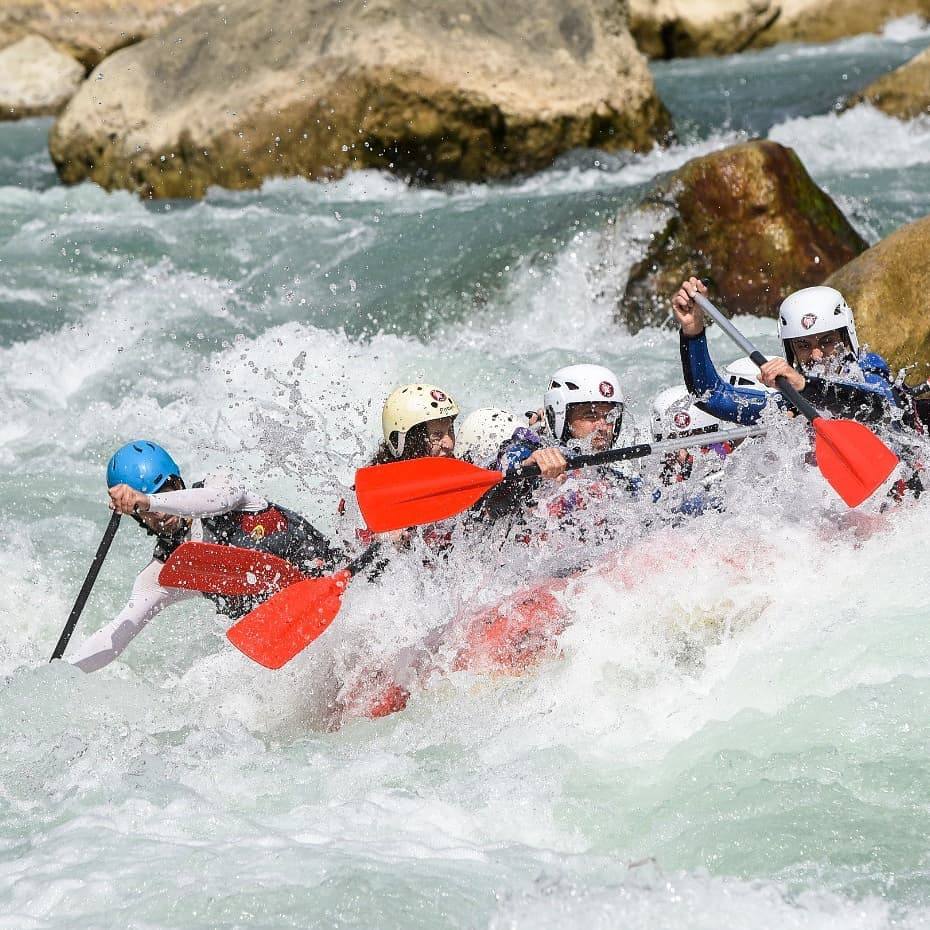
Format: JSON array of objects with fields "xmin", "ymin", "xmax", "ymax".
[{"xmin": 2, "ymin": 24, "xmax": 930, "ymax": 930}]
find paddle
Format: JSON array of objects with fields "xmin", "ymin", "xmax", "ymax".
[
  {"xmin": 355, "ymin": 425, "xmax": 767, "ymax": 533},
  {"xmin": 692, "ymin": 292, "xmax": 899, "ymax": 507},
  {"xmin": 158, "ymin": 541, "xmax": 305, "ymax": 595},
  {"xmin": 226, "ymin": 544, "xmax": 383, "ymax": 669},
  {"xmin": 50, "ymin": 511, "xmax": 121, "ymax": 661}
]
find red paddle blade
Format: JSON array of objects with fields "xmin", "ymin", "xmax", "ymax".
[
  {"xmin": 226, "ymin": 570, "xmax": 351, "ymax": 669},
  {"xmin": 355, "ymin": 457, "xmax": 504, "ymax": 533},
  {"xmin": 158, "ymin": 542, "xmax": 305, "ymax": 595},
  {"xmin": 812, "ymin": 418, "xmax": 899, "ymax": 507}
]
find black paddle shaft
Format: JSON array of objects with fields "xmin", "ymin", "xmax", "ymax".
[
  {"xmin": 513, "ymin": 443, "xmax": 652, "ymax": 479},
  {"xmin": 509, "ymin": 425, "xmax": 766, "ymax": 480},
  {"xmin": 693, "ymin": 293, "xmax": 821, "ymax": 422},
  {"xmin": 50, "ymin": 511, "xmax": 121, "ymax": 662}
]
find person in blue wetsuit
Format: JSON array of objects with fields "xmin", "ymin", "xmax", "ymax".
[{"xmin": 672, "ymin": 276, "xmax": 920, "ymax": 429}]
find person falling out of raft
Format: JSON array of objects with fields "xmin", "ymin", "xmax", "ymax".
[
  {"xmin": 672, "ymin": 276, "xmax": 926, "ymax": 500},
  {"xmin": 70, "ymin": 440, "xmax": 340, "ymax": 672},
  {"xmin": 479, "ymin": 363, "xmax": 636, "ymax": 536}
]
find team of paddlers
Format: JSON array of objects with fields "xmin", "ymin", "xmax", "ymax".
[{"xmin": 65, "ymin": 277, "xmax": 930, "ymax": 672}]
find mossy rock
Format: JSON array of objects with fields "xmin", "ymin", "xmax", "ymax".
[{"xmin": 618, "ymin": 140, "xmax": 867, "ymax": 332}]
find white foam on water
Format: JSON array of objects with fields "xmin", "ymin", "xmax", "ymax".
[
  {"xmin": 769, "ymin": 106, "xmax": 930, "ymax": 174},
  {"xmin": 881, "ymin": 14, "xmax": 930, "ymax": 42}
]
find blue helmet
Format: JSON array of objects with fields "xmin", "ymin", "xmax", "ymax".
[{"xmin": 106, "ymin": 441, "xmax": 181, "ymax": 494}]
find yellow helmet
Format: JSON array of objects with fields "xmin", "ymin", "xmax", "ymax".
[{"xmin": 382, "ymin": 383, "xmax": 459, "ymax": 457}]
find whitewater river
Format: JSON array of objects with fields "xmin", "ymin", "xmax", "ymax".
[{"xmin": 3, "ymin": 19, "xmax": 930, "ymax": 929}]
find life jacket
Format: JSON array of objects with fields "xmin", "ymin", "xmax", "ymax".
[{"xmin": 153, "ymin": 486, "xmax": 339, "ymax": 620}]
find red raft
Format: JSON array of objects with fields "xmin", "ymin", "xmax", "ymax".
[{"xmin": 338, "ymin": 573, "xmax": 574, "ymax": 722}]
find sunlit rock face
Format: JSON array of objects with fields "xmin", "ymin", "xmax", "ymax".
[{"xmin": 48, "ymin": 0, "xmax": 672, "ymax": 198}]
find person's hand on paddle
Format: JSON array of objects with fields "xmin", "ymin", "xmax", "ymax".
[
  {"xmin": 526, "ymin": 408, "xmax": 546, "ymax": 430},
  {"xmin": 108, "ymin": 483, "xmax": 150, "ymax": 514},
  {"xmin": 672, "ymin": 276, "xmax": 708, "ymax": 337},
  {"xmin": 109, "ymin": 483, "xmax": 181, "ymax": 534},
  {"xmin": 525, "ymin": 447, "xmax": 569, "ymax": 481},
  {"xmin": 759, "ymin": 357, "xmax": 805, "ymax": 392}
]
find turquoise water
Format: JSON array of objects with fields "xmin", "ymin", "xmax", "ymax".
[{"xmin": 2, "ymin": 21, "xmax": 930, "ymax": 930}]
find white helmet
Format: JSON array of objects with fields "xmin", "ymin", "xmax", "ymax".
[
  {"xmin": 651, "ymin": 385, "xmax": 723, "ymax": 442},
  {"xmin": 382, "ymin": 383, "xmax": 459, "ymax": 457},
  {"xmin": 544, "ymin": 364, "xmax": 623, "ymax": 444},
  {"xmin": 778, "ymin": 286, "xmax": 859, "ymax": 366},
  {"xmin": 724, "ymin": 356, "xmax": 776, "ymax": 393},
  {"xmin": 456, "ymin": 408, "xmax": 519, "ymax": 465}
]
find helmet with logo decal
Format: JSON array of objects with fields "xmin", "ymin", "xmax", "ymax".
[
  {"xmin": 651, "ymin": 386, "xmax": 723, "ymax": 442},
  {"xmin": 724, "ymin": 356, "xmax": 777, "ymax": 393},
  {"xmin": 106, "ymin": 440, "xmax": 182, "ymax": 494},
  {"xmin": 544, "ymin": 363, "xmax": 623, "ymax": 444},
  {"xmin": 778, "ymin": 286, "xmax": 859, "ymax": 366},
  {"xmin": 456, "ymin": 407, "xmax": 519, "ymax": 465},
  {"xmin": 382, "ymin": 383, "xmax": 460, "ymax": 457}
]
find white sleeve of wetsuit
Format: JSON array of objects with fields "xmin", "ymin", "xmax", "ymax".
[
  {"xmin": 68, "ymin": 560, "xmax": 197, "ymax": 673},
  {"xmin": 146, "ymin": 467, "xmax": 268, "ymax": 517}
]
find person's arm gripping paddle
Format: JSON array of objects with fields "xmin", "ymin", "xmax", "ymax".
[{"xmin": 673, "ymin": 276, "xmax": 771, "ymax": 426}]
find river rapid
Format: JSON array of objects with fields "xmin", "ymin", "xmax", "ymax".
[{"xmin": 3, "ymin": 21, "xmax": 930, "ymax": 930}]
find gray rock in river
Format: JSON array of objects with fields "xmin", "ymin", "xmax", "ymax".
[
  {"xmin": 630, "ymin": 0, "xmax": 779, "ymax": 58},
  {"xmin": 0, "ymin": 35, "xmax": 84, "ymax": 119},
  {"xmin": 632, "ymin": 0, "xmax": 930, "ymax": 58},
  {"xmin": 48, "ymin": 0, "xmax": 673, "ymax": 199},
  {"xmin": 0, "ymin": 1, "xmax": 202, "ymax": 70},
  {"xmin": 616, "ymin": 140, "xmax": 868, "ymax": 332}
]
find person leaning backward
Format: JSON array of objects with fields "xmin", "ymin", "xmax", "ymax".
[{"xmin": 68, "ymin": 440, "xmax": 340, "ymax": 672}]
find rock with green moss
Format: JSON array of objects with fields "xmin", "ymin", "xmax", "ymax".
[
  {"xmin": 49, "ymin": 0, "xmax": 672, "ymax": 199},
  {"xmin": 617, "ymin": 140, "xmax": 868, "ymax": 332},
  {"xmin": 827, "ymin": 213, "xmax": 930, "ymax": 375}
]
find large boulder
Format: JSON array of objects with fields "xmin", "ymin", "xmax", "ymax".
[
  {"xmin": 752, "ymin": 0, "xmax": 930, "ymax": 50},
  {"xmin": 618, "ymin": 140, "xmax": 868, "ymax": 331},
  {"xmin": 0, "ymin": 1, "xmax": 202, "ymax": 69},
  {"xmin": 827, "ymin": 214, "xmax": 930, "ymax": 374},
  {"xmin": 630, "ymin": 0, "xmax": 778, "ymax": 58},
  {"xmin": 0, "ymin": 35, "xmax": 84, "ymax": 118},
  {"xmin": 631, "ymin": 0, "xmax": 930, "ymax": 58},
  {"xmin": 845, "ymin": 46, "xmax": 930, "ymax": 119},
  {"xmin": 49, "ymin": 0, "xmax": 672, "ymax": 199}
]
